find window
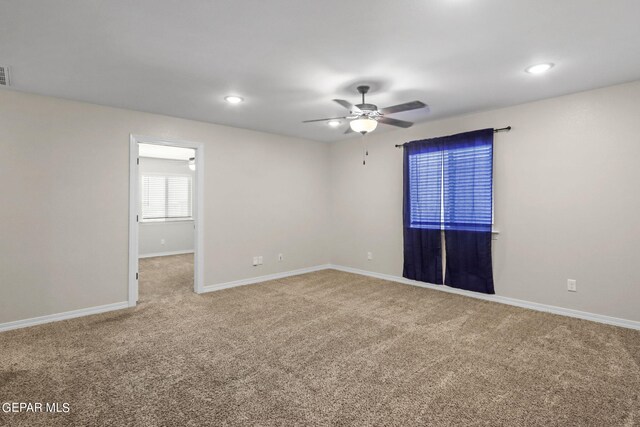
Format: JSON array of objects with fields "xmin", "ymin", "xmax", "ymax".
[
  {"xmin": 403, "ymin": 129, "xmax": 495, "ymax": 293},
  {"xmin": 141, "ymin": 175, "xmax": 192, "ymax": 221},
  {"xmin": 408, "ymin": 135, "xmax": 493, "ymax": 232}
]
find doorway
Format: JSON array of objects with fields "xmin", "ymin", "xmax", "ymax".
[{"xmin": 128, "ymin": 135, "xmax": 204, "ymax": 306}]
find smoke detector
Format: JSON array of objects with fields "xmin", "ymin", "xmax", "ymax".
[{"xmin": 0, "ymin": 66, "xmax": 10, "ymax": 86}]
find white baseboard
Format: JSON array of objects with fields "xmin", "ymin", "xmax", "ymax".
[
  {"xmin": 4, "ymin": 264, "xmax": 636, "ymax": 334},
  {"xmin": 139, "ymin": 250, "xmax": 194, "ymax": 259},
  {"xmin": 328, "ymin": 264, "xmax": 640, "ymax": 331},
  {"xmin": 0, "ymin": 301, "xmax": 129, "ymax": 333},
  {"xmin": 200, "ymin": 264, "xmax": 332, "ymax": 293}
]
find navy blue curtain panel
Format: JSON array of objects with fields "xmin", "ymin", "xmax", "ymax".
[
  {"xmin": 403, "ymin": 128, "xmax": 494, "ymax": 293},
  {"xmin": 443, "ymin": 128, "xmax": 495, "ymax": 294},
  {"xmin": 402, "ymin": 138, "xmax": 443, "ymax": 284},
  {"xmin": 444, "ymin": 230, "xmax": 494, "ymax": 293}
]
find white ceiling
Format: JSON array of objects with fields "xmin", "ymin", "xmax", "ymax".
[
  {"xmin": 1, "ymin": 1, "xmax": 639, "ymax": 142},
  {"xmin": 138, "ymin": 143, "xmax": 194, "ymax": 161}
]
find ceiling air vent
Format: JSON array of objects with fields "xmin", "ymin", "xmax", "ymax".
[{"xmin": 0, "ymin": 66, "xmax": 10, "ymax": 86}]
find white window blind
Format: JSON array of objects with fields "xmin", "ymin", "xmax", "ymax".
[
  {"xmin": 142, "ymin": 175, "xmax": 192, "ymax": 220},
  {"xmin": 408, "ymin": 132, "xmax": 493, "ymax": 232}
]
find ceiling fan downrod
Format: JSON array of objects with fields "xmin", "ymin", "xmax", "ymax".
[{"xmin": 358, "ymin": 85, "xmax": 369, "ymax": 105}]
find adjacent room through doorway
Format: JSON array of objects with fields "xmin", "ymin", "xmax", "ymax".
[{"xmin": 134, "ymin": 142, "xmax": 199, "ymax": 303}]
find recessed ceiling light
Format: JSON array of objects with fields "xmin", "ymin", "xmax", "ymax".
[
  {"xmin": 224, "ymin": 95, "xmax": 244, "ymax": 104},
  {"xmin": 525, "ymin": 63, "xmax": 554, "ymax": 74},
  {"xmin": 327, "ymin": 120, "xmax": 341, "ymax": 127}
]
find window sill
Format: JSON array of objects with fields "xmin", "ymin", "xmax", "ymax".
[
  {"xmin": 434, "ymin": 228, "xmax": 500, "ymax": 239},
  {"xmin": 140, "ymin": 218, "xmax": 194, "ymax": 224}
]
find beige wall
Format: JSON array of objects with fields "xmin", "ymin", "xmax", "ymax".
[
  {"xmin": 2, "ymin": 81, "xmax": 639, "ymax": 326},
  {"xmin": 329, "ymin": 80, "xmax": 640, "ymax": 322},
  {"xmin": 0, "ymin": 90, "xmax": 330, "ymax": 323}
]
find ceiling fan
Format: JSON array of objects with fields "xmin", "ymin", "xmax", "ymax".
[{"xmin": 303, "ymin": 85, "xmax": 429, "ymax": 134}]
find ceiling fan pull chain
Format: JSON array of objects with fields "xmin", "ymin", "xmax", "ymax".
[{"xmin": 362, "ymin": 139, "xmax": 366, "ymax": 165}]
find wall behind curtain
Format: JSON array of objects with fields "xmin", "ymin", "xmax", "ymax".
[
  {"xmin": 330, "ymin": 80, "xmax": 640, "ymax": 322},
  {"xmin": 0, "ymin": 90, "xmax": 330, "ymax": 324}
]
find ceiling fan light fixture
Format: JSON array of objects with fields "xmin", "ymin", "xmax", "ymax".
[{"xmin": 350, "ymin": 118, "xmax": 378, "ymax": 134}]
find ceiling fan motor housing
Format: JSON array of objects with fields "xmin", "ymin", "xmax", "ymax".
[
  {"xmin": 356, "ymin": 103, "xmax": 378, "ymax": 112},
  {"xmin": 355, "ymin": 86, "xmax": 380, "ymax": 116}
]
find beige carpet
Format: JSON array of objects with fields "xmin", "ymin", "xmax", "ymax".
[{"xmin": 1, "ymin": 254, "xmax": 639, "ymax": 426}]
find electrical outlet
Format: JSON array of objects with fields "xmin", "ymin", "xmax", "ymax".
[
  {"xmin": 253, "ymin": 256, "xmax": 259, "ymax": 266},
  {"xmin": 367, "ymin": 252, "xmax": 373, "ymax": 261},
  {"xmin": 567, "ymin": 279, "xmax": 577, "ymax": 292},
  {"xmin": 278, "ymin": 253, "xmax": 283, "ymax": 262},
  {"xmin": 258, "ymin": 256, "xmax": 263, "ymax": 265},
  {"xmin": 160, "ymin": 238, "xmax": 165, "ymax": 245}
]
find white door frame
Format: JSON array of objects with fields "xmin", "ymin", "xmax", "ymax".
[{"xmin": 128, "ymin": 134, "xmax": 205, "ymax": 306}]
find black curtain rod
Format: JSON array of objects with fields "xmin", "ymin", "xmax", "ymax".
[{"xmin": 394, "ymin": 126, "xmax": 511, "ymax": 148}]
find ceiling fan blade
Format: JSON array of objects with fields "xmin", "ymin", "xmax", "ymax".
[
  {"xmin": 377, "ymin": 116, "xmax": 414, "ymax": 128},
  {"xmin": 344, "ymin": 126, "xmax": 354, "ymax": 134},
  {"xmin": 379, "ymin": 101, "xmax": 428, "ymax": 115},
  {"xmin": 333, "ymin": 99, "xmax": 361, "ymax": 112},
  {"xmin": 302, "ymin": 116, "xmax": 347, "ymax": 123}
]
